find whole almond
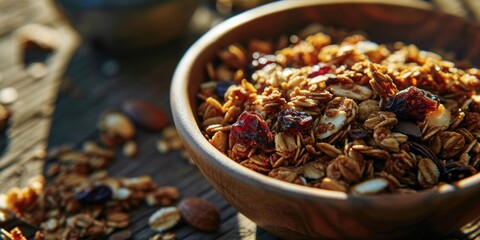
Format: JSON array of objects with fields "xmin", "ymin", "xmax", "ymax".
[
  {"xmin": 122, "ymin": 100, "xmax": 169, "ymax": 131},
  {"xmin": 178, "ymin": 197, "xmax": 220, "ymax": 232}
]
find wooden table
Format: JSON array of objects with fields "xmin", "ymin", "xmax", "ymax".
[
  {"xmin": 1, "ymin": 1, "xmax": 479, "ymax": 239},
  {"xmin": 42, "ymin": 31, "xmax": 280, "ymax": 240}
]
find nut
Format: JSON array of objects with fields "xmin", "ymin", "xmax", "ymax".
[
  {"xmin": 122, "ymin": 99, "xmax": 169, "ymax": 131},
  {"xmin": 178, "ymin": 197, "xmax": 220, "ymax": 232},
  {"xmin": 99, "ymin": 112, "xmax": 135, "ymax": 147},
  {"xmin": 148, "ymin": 206, "xmax": 181, "ymax": 232}
]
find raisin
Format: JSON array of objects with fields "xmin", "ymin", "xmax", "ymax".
[
  {"xmin": 276, "ymin": 109, "xmax": 313, "ymax": 134},
  {"xmin": 385, "ymin": 86, "xmax": 439, "ymax": 121},
  {"xmin": 349, "ymin": 127, "xmax": 370, "ymax": 140},
  {"xmin": 231, "ymin": 111, "xmax": 274, "ymax": 149},
  {"xmin": 75, "ymin": 185, "xmax": 112, "ymax": 204},
  {"xmin": 215, "ymin": 81, "xmax": 235, "ymax": 98},
  {"xmin": 442, "ymin": 162, "xmax": 475, "ymax": 183},
  {"xmin": 307, "ymin": 63, "xmax": 334, "ymax": 78}
]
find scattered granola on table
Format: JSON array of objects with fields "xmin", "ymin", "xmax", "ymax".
[
  {"xmin": 0, "ymin": 100, "xmax": 202, "ymax": 239},
  {"xmin": 197, "ymin": 28, "xmax": 480, "ymax": 194},
  {"xmin": 0, "ymin": 144, "xmax": 178, "ymax": 239}
]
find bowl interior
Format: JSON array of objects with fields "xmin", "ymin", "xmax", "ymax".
[
  {"xmin": 172, "ymin": 0, "xmax": 480, "ymax": 237},
  {"xmin": 175, "ymin": 0, "xmax": 480, "ymax": 199}
]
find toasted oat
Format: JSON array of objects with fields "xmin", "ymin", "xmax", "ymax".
[{"xmin": 198, "ymin": 27, "xmax": 480, "ymax": 194}]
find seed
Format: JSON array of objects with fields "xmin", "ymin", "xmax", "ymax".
[
  {"xmin": 148, "ymin": 206, "xmax": 181, "ymax": 232},
  {"xmin": 122, "ymin": 100, "xmax": 169, "ymax": 131}
]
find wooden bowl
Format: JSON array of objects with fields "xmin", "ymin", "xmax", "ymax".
[
  {"xmin": 56, "ymin": 0, "xmax": 199, "ymax": 52},
  {"xmin": 171, "ymin": 0, "xmax": 480, "ymax": 239}
]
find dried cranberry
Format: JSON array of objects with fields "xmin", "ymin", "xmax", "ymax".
[
  {"xmin": 215, "ymin": 81, "xmax": 235, "ymax": 98},
  {"xmin": 276, "ymin": 109, "xmax": 313, "ymax": 134},
  {"xmin": 385, "ymin": 86, "xmax": 439, "ymax": 121},
  {"xmin": 75, "ymin": 185, "xmax": 112, "ymax": 204},
  {"xmin": 231, "ymin": 111, "xmax": 274, "ymax": 149},
  {"xmin": 307, "ymin": 63, "xmax": 333, "ymax": 78}
]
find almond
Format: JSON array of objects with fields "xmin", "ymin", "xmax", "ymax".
[
  {"xmin": 178, "ymin": 197, "xmax": 220, "ymax": 232},
  {"xmin": 122, "ymin": 99, "xmax": 169, "ymax": 131}
]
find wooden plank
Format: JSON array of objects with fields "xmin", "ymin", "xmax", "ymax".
[{"xmin": 0, "ymin": 0, "xmax": 78, "ymax": 191}]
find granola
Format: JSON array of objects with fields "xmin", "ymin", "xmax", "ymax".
[{"xmin": 197, "ymin": 26, "xmax": 480, "ymax": 194}]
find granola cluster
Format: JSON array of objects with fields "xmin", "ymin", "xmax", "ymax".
[
  {"xmin": 0, "ymin": 143, "xmax": 180, "ymax": 239},
  {"xmin": 197, "ymin": 26, "xmax": 480, "ymax": 194}
]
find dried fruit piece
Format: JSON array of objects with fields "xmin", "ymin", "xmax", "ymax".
[
  {"xmin": 231, "ymin": 111, "xmax": 274, "ymax": 149},
  {"xmin": 149, "ymin": 206, "xmax": 181, "ymax": 232},
  {"xmin": 442, "ymin": 162, "xmax": 475, "ymax": 183},
  {"xmin": 75, "ymin": 185, "xmax": 112, "ymax": 204},
  {"xmin": 307, "ymin": 63, "xmax": 333, "ymax": 78},
  {"xmin": 385, "ymin": 86, "xmax": 439, "ymax": 121},
  {"xmin": 215, "ymin": 81, "xmax": 235, "ymax": 98},
  {"xmin": 178, "ymin": 197, "xmax": 220, "ymax": 232},
  {"xmin": 276, "ymin": 109, "xmax": 313, "ymax": 134},
  {"xmin": 122, "ymin": 100, "xmax": 169, "ymax": 131}
]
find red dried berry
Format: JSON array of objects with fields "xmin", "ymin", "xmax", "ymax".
[
  {"xmin": 231, "ymin": 111, "xmax": 274, "ymax": 149},
  {"xmin": 277, "ymin": 109, "xmax": 313, "ymax": 134},
  {"xmin": 385, "ymin": 86, "xmax": 439, "ymax": 121},
  {"xmin": 307, "ymin": 63, "xmax": 334, "ymax": 78}
]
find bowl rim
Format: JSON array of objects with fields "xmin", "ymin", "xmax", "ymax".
[{"xmin": 171, "ymin": 0, "xmax": 480, "ymax": 201}]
